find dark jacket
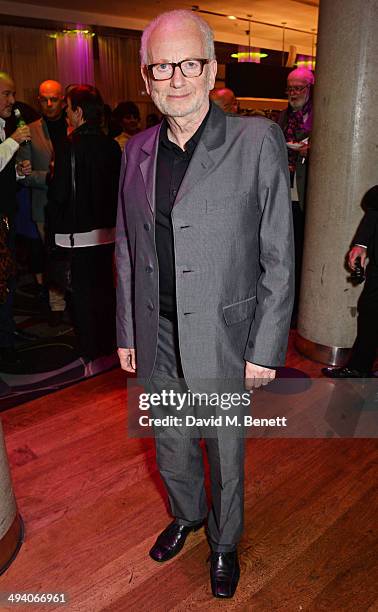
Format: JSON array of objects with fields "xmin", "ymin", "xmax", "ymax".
[
  {"xmin": 353, "ymin": 185, "xmax": 378, "ymax": 265},
  {"xmin": 0, "ymin": 156, "xmax": 17, "ymax": 220},
  {"xmin": 47, "ymin": 123, "xmax": 121, "ymax": 234}
]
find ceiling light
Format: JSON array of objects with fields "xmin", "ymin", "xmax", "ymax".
[
  {"xmin": 296, "ymin": 59, "xmax": 316, "ymax": 68},
  {"xmin": 231, "ymin": 52, "xmax": 268, "ymax": 59},
  {"xmin": 62, "ymin": 29, "xmax": 93, "ymax": 36},
  {"xmin": 228, "ymin": 15, "xmax": 237, "ymax": 20},
  {"xmin": 49, "ymin": 29, "xmax": 95, "ymax": 38}
]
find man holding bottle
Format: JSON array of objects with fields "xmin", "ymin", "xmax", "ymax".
[{"xmin": 0, "ymin": 71, "xmax": 32, "ymax": 368}]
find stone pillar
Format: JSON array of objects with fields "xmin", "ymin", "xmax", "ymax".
[
  {"xmin": 0, "ymin": 420, "xmax": 23, "ymax": 575},
  {"xmin": 296, "ymin": 0, "xmax": 378, "ymax": 365}
]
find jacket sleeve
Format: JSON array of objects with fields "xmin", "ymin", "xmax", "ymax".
[
  {"xmin": 362, "ymin": 185, "xmax": 378, "ymax": 212},
  {"xmin": 244, "ymin": 122, "xmax": 295, "ymax": 367},
  {"xmin": 115, "ymin": 144, "xmax": 135, "ymax": 349},
  {"xmin": 353, "ymin": 208, "xmax": 378, "ymax": 248},
  {"xmin": 16, "ymin": 138, "xmax": 48, "ymax": 189},
  {"xmin": 21, "ymin": 170, "xmax": 48, "ymax": 190},
  {"xmin": 46, "ymin": 141, "xmax": 71, "ymax": 233},
  {"xmin": 0, "ymin": 138, "xmax": 19, "ymax": 172},
  {"xmin": 353, "ymin": 186, "xmax": 378, "ymax": 247}
]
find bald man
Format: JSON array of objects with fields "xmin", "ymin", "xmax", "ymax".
[
  {"xmin": 209, "ymin": 87, "xmax": 238, "ymax": 113},
  {"xmin": 18, "ymin": 79, "xmax": 68, "ymax": 323},
  {"xmin": 19, "ymin": 80, "xmax": 66, "ymax": 225}
]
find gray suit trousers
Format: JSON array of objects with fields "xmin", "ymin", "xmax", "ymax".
[{"xmin": 149, "ymin": 315, "xmax": 245, "ymax": 552}]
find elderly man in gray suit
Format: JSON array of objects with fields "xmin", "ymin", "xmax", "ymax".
[
  {"xmin": 116, "ymin": 10, "xmax": 294, "ymax": 599},
  {"xmin": 19, "ymin": 79, "xmax": 67, "ymax": 324}
]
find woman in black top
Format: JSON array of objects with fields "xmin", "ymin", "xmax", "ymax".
[{"xmin": 48, "ymin": 85, "xmax": 121, "ymax": 362}]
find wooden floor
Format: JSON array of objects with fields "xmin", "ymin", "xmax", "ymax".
[{"xmin": 1, "ymin": 335, "xmax": 377, "ymax": 611}]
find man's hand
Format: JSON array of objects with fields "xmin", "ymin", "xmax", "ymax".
[
  {"xmin": 118, "ymin": 347, "xmax": 136, "ymax": 372},
  {"xmin": 348, "ymin": 245, "xmax": 367, "ymax": 270},
  {"xmin": 245, "ymin": 361, "xmax": 276, "ymax": 389},
  {"xmin": 10, "ymin": 125, "xmax": 31, "ymax": 144},
  {"xmin": 16, "ymin": 160, "xmax": 32, "ymax": 176}
]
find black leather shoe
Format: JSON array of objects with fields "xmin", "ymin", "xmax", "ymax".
[
  {"xmin": 210, "ymin": 550, "xmax": 240, "ymax": 598},
  {"xmin": 149, "ymin": 520, "xmax": 204, "ymax": 562},
  {"xmin": 322, "ymin": 366, "xmax": 373, "ymax": 378}
]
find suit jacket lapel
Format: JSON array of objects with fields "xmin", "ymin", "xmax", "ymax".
[
  {"xmin": 41, "ymin": 119, "xmax": 54, "ymax": 158},
  {"xmin": 139, "ymin": 125, "xmax": 161, "ymax": 214},
  {"xmin": 173, "ymin": 103, "xmax": 227, "ymax": 207}
]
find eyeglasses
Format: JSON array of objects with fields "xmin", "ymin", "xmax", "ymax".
[
  {"xmin": 147, "ymin": 59, "xmax": 210, "ymax": 81},
  {"xmin": 286, "ymin": 85, "xmax": 309, "ymax": 95}
]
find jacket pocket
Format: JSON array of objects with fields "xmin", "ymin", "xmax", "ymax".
[{"xmin": 223, "ymin": 296, "xmax": 256, "ymax": 326}]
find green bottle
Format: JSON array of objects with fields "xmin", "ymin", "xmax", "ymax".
[
  {"xmin": 14, "ymin": 107, "xmax": 31, "ymax": 149},
  {"xmin": 14, "ymin": 107, "xmax": 26, "ymax": 127}
]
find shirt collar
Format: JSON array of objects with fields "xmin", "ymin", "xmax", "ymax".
[
  {"xmin": 0, "ymin": 117, "xmax": 5, "ymax": 130},
  {"xmin": 43, "ymin": 112, "xmax": 65, "ymax": 124},
  {"xmin": 159, "ymin": 107, "xmax": 211, "ymax": 153}
]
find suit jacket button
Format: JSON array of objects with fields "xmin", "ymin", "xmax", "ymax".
[
  {"xmin": 248, "ymin": 341, "xmax": 254, "ymax": 348},
  {"xmin": 144, "ymin": 223, "xmax": 151, "ymax": 231},
  {"xmin": 147, "ymin": 302, "xmax": 154, "ymax": 311},
  {"xmin": 145, "ymin": 264, "xmax": 154, "ymax": 273}
]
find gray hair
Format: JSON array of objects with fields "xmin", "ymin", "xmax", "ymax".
[
  {"xmin": 288, "ymin": 67, "xmax": 315, "ymax": 85},
  {"xmin": 140, "ymin": 10, "xmax": 216, "ymax": 65}
]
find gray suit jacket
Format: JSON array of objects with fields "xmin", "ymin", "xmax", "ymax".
[
  {"xmin": 18, "ymin": 118, "xmax": 54, "ymax": 223},
  {"xmin": 116, "ymin": 103, "xmax": 294, "ymax": 385}
]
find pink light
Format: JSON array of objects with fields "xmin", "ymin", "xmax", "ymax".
[{"xmin": 56, "ymin": 32, "xmax": 95, "ymax": 89}]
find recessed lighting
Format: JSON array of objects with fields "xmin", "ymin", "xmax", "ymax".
[{"xmin": 228, "ymin": 15, "xmax": 237, "ymax": 20}]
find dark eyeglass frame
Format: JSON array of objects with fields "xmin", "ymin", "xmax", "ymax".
[
  {"xmin": 286, "ymin": 84, "xmax": 310, "ymax": 95},
  {"xmin": 147, "ymin": 58, "xmax": 210, "ymax": 81}
]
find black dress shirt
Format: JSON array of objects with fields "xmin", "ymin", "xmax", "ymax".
[{"xmin": 155, "ymin": 112, "xmax": 209, "ymax": 316}]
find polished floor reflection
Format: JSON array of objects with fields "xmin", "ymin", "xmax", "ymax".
[{"xmin": 1, "ymin": 337, "xmax": 377, "ymax": 610}]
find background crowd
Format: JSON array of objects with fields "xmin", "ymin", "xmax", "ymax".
[{"xmin": 0, "ymin": 65, "xmax": 376, "ymax": 377}]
